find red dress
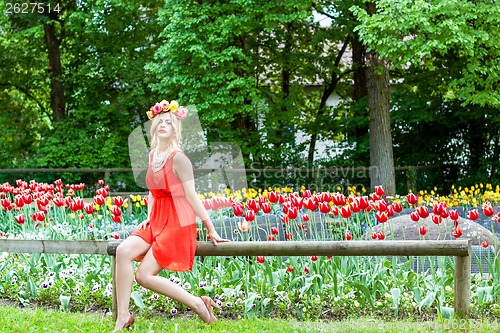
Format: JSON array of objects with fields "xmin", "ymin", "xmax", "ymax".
[{"xmin": 131, "ymin": 150, "xmax": 197, "ymax": 271}]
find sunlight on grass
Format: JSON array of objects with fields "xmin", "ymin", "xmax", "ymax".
[{"xmin": 0, "ymin": 304, "xmax": 498, "ymax": 333}]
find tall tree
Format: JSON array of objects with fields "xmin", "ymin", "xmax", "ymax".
[
  {"xmin": 364, "ymin": 2, "xmax": 395, "ymax": 195},
  {"xmin": 352, "ymin": 0, "xmax": 500, "ymax": 107}
]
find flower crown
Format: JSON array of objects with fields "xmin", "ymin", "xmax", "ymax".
[{"xmin": 146, "ymin": 100, "xmax": 188, "ymax": 120}]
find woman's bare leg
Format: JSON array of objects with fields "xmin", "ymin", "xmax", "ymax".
[
  {"xmin": 134, "ymin": 249, "xmax": 211, "ymax": 323},
  {"xmin": 113, "ymin": 236, "xmax": 151, "ymax": 331}
]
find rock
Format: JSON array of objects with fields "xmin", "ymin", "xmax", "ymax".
[{"xmin": 368, "ymin": 214, "xmax": 499, "ymax": 248}]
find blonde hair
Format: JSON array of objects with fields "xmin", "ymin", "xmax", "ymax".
[{"xmin": 149, "ymin": 112, "xmax": 183, "ymax": 151}]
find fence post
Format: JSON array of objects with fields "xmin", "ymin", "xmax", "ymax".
[{"xmin": 454, "ymin": 239, "xmax": 471, "ymax": 317}]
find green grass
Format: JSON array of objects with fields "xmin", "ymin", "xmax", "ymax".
[{"xmin": 0, "ymin": 305, "xmax": 498, "ymax": 333}]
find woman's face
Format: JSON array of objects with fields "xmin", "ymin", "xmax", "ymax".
[{"xmin": 156, "ymin": 112, "xmax": 174, "ymax": 141}]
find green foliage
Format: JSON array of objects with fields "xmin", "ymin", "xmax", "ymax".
[{"xmin": 351, "ymin": 0, "xmax": 500, "ymax": 107}]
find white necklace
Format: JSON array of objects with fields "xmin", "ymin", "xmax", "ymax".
[{"xmin": 151, "ymin": 145, "xmax": 173, "ymax": 172}]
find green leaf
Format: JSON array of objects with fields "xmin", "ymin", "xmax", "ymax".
[
  {"xmin": 419, "ymin": 290, "xmax": 436, "ymax": 311},
  {"xmin": 59, "ymin": 295, "xmax": 71, "ymax": 312},
  {"xmin": 130, "ymin": 291, "xmax": 145, "ymax": 310}
]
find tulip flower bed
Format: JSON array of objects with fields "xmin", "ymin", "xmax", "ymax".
[{"xmin": 0, "ymin": 180, "xmax": 499, "ymax": 321}]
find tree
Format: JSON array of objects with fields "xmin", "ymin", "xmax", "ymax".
[
  {"xmin": 0, "ymin": 0, "xmax": 165, "ymax": 188},
  {"xmin": 352, "ymin": 0, "xmax": 500, "ymax": 188},
  {"xmin": 351, "ymin": 0, "xmax": 500, "ymax": 107}
]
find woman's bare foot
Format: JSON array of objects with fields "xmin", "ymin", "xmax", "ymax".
[{"xmin": 113, "ymin": 313, "xmax": 134, "ymax": 331}]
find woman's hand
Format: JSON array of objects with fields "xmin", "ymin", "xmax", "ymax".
[
  {"xmin": 137, "ymin": 218, "xmax": 150, "ymax": 230},
  {"xmin": 208, "ymin": 230, "xmax": 230, "ymax": 246}
]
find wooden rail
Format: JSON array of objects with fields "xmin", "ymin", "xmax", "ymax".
[{"xmin": 0, "ymin": 239, "xmax": 471, "ymax": 317}]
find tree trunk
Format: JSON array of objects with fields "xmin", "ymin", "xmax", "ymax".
[
  {"xmin": 43, "ymin": 22, "xmax": 65, "ymax": 122},
  {"xmin": 365, "ymin": 51, "xmax": 395, "ymax": 195},
  {"xmin": 352, "ymin": 32, "xmax": 368, "ymax": 100},
  {"xmin": 364, "ymin": 2, "xmax": 395, "ymax": 195}
]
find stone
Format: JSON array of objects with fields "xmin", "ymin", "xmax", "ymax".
[{"xmin": 368, "ymin": 214, "xmax": 499, "ymax": 249}]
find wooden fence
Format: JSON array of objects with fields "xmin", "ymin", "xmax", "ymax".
[{"xmin": 0, "ymin": 239, "xmax": 471, "ymax": 317}]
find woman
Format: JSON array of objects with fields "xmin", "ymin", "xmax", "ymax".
[{"xmin": 113, "ymin": 100, "xmax": 229, "ymax": 331}]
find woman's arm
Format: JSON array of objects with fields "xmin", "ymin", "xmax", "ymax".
[{"xmin": 173, "ymin": 153, "xmax": 229, "ymax": 245}]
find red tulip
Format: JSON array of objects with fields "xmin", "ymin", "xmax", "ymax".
[
  {"xmin": 493, "ymin": 212, "xmax": 500, "ymax": 222},
  {"xmin": 23, "ymin": 193, "xmax": 33, "ymax": 204},
  {"xmin": 84, "ymin": 203, "xmax": 94, "ymax": 214},
  {"xmin": 285, "ymin": 233, "xmax": 293, "ymax": 240},
  {"xmin": 344, "ymin": 231, "xmax": 352, "ymax": 241},
  {"xmin": 350, "ymin": 199, "xmax": 361, "ymax": 213},
  {"xmin": 246, "ymin": 199, "xmax": 259, "ymax": 213},
  {"xmin": 14, "ymin": 214, "xmax": 25, "ymax": 225},
  {"xmin": 419, "ymin": 225, "xmax": 427, "ymax": 236},
  {"xmin": 261, "ymin": 202, "xmax": 271, "ymax": 214},
  {"xmin": 112, "ymin": 196, "xmax": 124, "ymax": 207},
  {"xmin": 112, "ymin": 232, "xmax": 119, "ymax": 240},
  {"xmin": 482, "ymin": 202, "xmax": 494, "ymax": 217},
  {"xmin": 370, "ymin": 193, "xmax": 380, "ymax": 201},
  {"xmin": 410, "ymin": 212, "xmax": 420, "ymax": 222},
  {"xmin": 256, "ymin": 256, "xmax": 265, "ymax": 264},
  {"xmin": 374, "ymin": 185, "xmax": 385, "ymax": 196},
  {"xmin": 287, "ymin": 266, "xmax": 294, "ymax": 272},
  {"xmin": 468, "ymin": 209, "xmax": 479, "ymax": 221},
  {"xmin": 111, "ymin": 205, "xmax": 122, "ymax": 217},
  {"xmin": 431, "ymin": 214, "xmax": 442, "ymax": 224},
  {"xmin": 53, "ymin": 196, "xmax": 65, "ymax": 207},
  {"xmin": 320, "ymin": 192, "xmax": 331, "ymax": 203},
  {"xmin": 303, "ymin": 197, "xmax": 317, "ymax": 211},
  {"xmin": 371, "ymin": 232, "xmax": 377, "ymax": 240},
  {"xmin": 302, "ymin": 189, "xmax": 312, "ymax": 198},
  {"xmin": 232, "ymin": 202, "xmax": 244, "ymax": 216},
  {"xmin": 452, "ymin": 227, "xmax": 463, "ymax": 238},
  {"xmin": 481, "ymin": 241, "xmax": 489, "ymax": 248},
  {"xmin": 331, "ymin": 206, "xmax": 339, "ymax": 216},
  {"xmin": 271, "ymin": 227, "xmax": 279, "ymax": 235},
  {"xmin": 440, "ymin": 207, "xmax": 450, "ymax": 219},
  {"xmin": 406, "ymin": 193, "xmax": 418, "ymax": 205},
  {"xmin": 267, "ymin": 235, "xmax": 275, "ymax": 241},
  {"xmin": 332, "ymin": 193, "xmax": 346, "ymax": 206},
  {"xmin": 359, "ymin": 196, "xmax": 370, "ymax": 210},
  {"xmin": 373, "ymin": 200, "xmax": 388, "ymax": 212},
  {"xmin": 417, "ymin": 206, "xmax": 429, "ymax": 218},
  {"xmin": 282, "ymin": 202, "xmax": 290, "ymax": 215},
  {"xmin": 268, "ymin": 191, "xmax": 279, "ymax": 203},
  {"xmin": 377, "ymin": 232, "xmax": 385, "ymax": 240},
  {"xmin": 244, "ymin": 210, "xmax": 255, "ymax": 222},
  {"xmin": 0, "ymin": 198, "xmax": 12, "ymax": 211},
  {"xmin": 449, "ymin": 209, "xmax": 459, "ymax": 221},
  {"xmin": 392, "ymin": 202, "xmax": 403, "ymax": 213},
  {"xmin": 376, "ymin": 211, "xmax": 388, "ymax": 223},
  {"xmin": 202, "ymin": 199, "xmax": 213, "ymax": 210},
  {"xmin": 111, "ymin": 214, "xmax": 122, "ymax": 223},
  {"xmin": 287, "ymin": 206, "xmax": 298, "ymax": 219},
  {"xmin": 340, "ymin": 206, "xmax": 351, "ymax": 219},
  {"xmin": 319, "ymin": 202, "xmax": 330, "ymax": 214},
  {"xmin": 303, "ymin": 266, "xmax": 310, "ymax": 274},
  {"xmin": 14, "ymin": 195, "xmax": 24, "ymax": 208},
  {"xmin": 94, "ymin": 194, "xmax": 105, "ymax": 206},
  {"xmin": 301, "ymin": 214, "xmax": 309, "ymax": 222},
  {"xmin": 310, "ymin": 255, "xmax": 318, "ymax": 261},
  {"xmin": 432, "ymin": 203, "xmax": 443, "ymax": 215},
  {"xmin": 96, "ymin": 187, "xmax": 108, "ymax": 198}
]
